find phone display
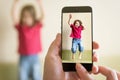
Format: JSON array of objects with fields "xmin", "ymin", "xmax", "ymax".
[{"xmin": 61, "ymin": 6, "xmax": 93, "ymax": 71}]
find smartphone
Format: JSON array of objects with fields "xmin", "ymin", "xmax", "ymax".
[{"xmin": 61, "ymin": 6, "xmax": 93, "ymax": 71}]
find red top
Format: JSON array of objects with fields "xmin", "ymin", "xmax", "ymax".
[
  {"xmin": 15, "ymin": 22, "xmax": 42, "ymax": 55},
  {"xmin": 70, "ymin": 24, "xmax": 84, "ymax": 39}
]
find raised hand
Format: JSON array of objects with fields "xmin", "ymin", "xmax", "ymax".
[
  {"xmin": 69, "ymin": 14, "xmax": 72, "ymax": 19},
  {"xmin": 68, "ymin": 14, "xmax": 72, "ymax": 25},
  {"xmin": 11, "ymin": 0, "xmax": 19, "ymax": 25}
]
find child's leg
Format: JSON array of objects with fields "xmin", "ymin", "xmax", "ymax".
[
  {"xmin": 79, "ymin": 52, "xmax": 82, "ymax": 59},
  {"xmin": 30, "ymin": 54, "xmax": 42, "ymax": 80},
  {"xmin": 72, "ymin": 54, "xmax": 75, "ymax": 59},
  {"xmin": 78, "ymin": 40, "xmax": 84, "ymax": 59},
  {"xmin": 71, "ymin": 38, "xmax": 77, "ymax": 59},
  {"xmin": 19, "ymin": 55, "xmax": 30, "ymax": 80}
]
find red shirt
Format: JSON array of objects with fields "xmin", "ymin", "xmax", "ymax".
[
  {"xmin": 15, "ymin": 22, "xmax": 42, "ymax": 55},
  {"xmin": 70, "ymin": 24, "xmax": 84, "ymax": 39}
]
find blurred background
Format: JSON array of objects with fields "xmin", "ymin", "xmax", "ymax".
[{"xmin": 0, "ymin": 0, "xmax": 120, "ymax": 80}]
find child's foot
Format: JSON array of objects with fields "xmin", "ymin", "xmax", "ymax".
[
  {"xmin": 79, "ymin": 53, "xmax": 82, "ymax": 59},
  {"xmin": 72, "ymin": 54, "xmax": 75, "ymax": 59},
  {"xmin": 72, "ymin": 56, "xmax": 75, "ymax": 59},
  {"xmin": 72, "ymin": 57, "xmax": 74, "ymax": 59},
  {"xmin": 79, "ymin": 56, "xmax": 81, "ymax": 59}
]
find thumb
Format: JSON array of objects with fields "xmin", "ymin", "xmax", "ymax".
[
  {"xmin": 47, "ymin": 33, "xmax": 61, "ymax": 56},
  {"xmin": 76, "ymin": 63, "xmax": 94, "ymax": 80}
]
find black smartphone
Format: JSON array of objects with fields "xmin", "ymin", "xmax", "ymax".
[{"xmin": 61, "ymin": 6, "xmax": 93, "ymax": 71}]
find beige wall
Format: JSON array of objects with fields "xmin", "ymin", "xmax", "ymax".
[{"xmin": 0, "ymin": 0, "xmax": 120, "ymax": 79}]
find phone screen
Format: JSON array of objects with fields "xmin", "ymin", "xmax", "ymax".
[{"xmin": 62, "ymin": 7, "xmax": 93, "ymax": 70}]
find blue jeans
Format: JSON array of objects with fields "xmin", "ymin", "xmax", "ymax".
[
  {"xmin": 19, "ymin": 54, "xmax": 42, "ymax": 80},
  {"xmin": 71, "ymin": 38, "xmax": 84, "ymax": 53}
]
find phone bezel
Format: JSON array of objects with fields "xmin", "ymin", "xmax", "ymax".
[{"xmin": 61, "ymin": 6, "xmax": 93, "ymax": 71}]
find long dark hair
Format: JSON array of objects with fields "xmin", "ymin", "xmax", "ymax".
[
  {"xmin": 73, "ymin": 20, "xmax": 82, "ymax": 26},
  {"xmin": 20, "ymin": 5, "xmax": 37, "ymax": 25}
]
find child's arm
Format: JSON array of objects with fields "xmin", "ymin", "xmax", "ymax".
[
  {"xmin": 81, "ymin": 25, "xmax": 85, "ymax": 30},
  {"xmin": 11, "ymin": 0, "xmax": 19, "ymax": 25},
  {"xmin": 68, "ymin": 14, "xmax": 72, "ymax": 26},
  {"xmin": 37, "ymin": 0, "xmax": 44, "ymax": 22}
]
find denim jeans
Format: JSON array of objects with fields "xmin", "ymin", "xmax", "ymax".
[
  {"xmin": 71, "ymin": 38, "xmax": 84, "ymax": 53},
  {"xmin": 19, "ymin": 54, "xmax": 42, "ymax": 80}
]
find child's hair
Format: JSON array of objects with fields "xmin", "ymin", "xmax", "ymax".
[
  {"xmin": 20, "ymin": 5, "xmax": 37, "ymax": 25},
  {"xmin": 73, "ymin": 20, "xmax": 82, "ymax": 26}
]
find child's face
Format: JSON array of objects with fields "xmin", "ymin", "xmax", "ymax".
[
  {"xmin": 75, "ymin": 21, "xmax": 80, "ymax": 27},
  {"xmin": 22, "ymin": 11, "xmax": 34, "ymax": 27}
]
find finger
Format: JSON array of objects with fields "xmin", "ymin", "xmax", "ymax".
[
  {"xmin": 54, "ymin": 33, "xmax": 62, "ymax": 56},
  {"xmin": 93, "ymin": 41, "xmax": 99, "ymax": 49},
  {"xmin": 44, "ymin": 33, "xmax": 64, "ymax": 80},
  {"xmin": 93, "ymin": 41, "xmax": 99, "ymax": 62},
  {"xmin": 92, "ymin": 65, "xmax": 99, "ymax": 74},
  {"xmin": 47, "ymin": 33, "xmax": 61, "ymax": 56},
  {"xmin": 54, "ymin": 33, "xmax": 61, "ymax": 48},
  {"xmin": 93, "ymin": 52, "xmax": 99, "ymax": 62},
  {"xmin": 116, "ymin": 72, "xmax": 120, "ymax": 79},
  {"xmin": 97, "ymin": 66, "xmax": 118, "ymax": 80},
  {"xmin": 76, "ymin": 63, "xmax": 93, "ymax": 80},
  {"xmin": 65, "ymin": 72, "xmax": 80, "ymax": 80}
]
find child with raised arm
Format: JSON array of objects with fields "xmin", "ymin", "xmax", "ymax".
[
  {"xmin": 68, "ymin": 14, "xmax": 84, "ymax": 59},
  {"xmin": 11, "ymin": 0, "xmax": 44, "ymax": 80}
]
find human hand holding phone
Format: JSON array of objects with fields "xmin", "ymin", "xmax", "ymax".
[
  {"xmin": 43, "ymin": 33, "xmax": 99, "ymax": 80},
  {"xmin": 43, "ymin": 33, "xmax": 120, "ymax": 80}
]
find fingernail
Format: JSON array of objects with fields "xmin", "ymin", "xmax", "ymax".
[{"xmin": 92, "ymin": 65, "xmax": 99, "ymax": 74}]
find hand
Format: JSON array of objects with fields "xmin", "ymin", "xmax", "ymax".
[
  {"xmin": 75, "ymin": 64, "xmax": 120, "ymax": 80},
  {"xmin": 43, "ymin": 33, "xmax": 99, "ymax": 80},
  {"xmin": 69, "ymin": 14, "xmax": 72, "ymax": 19},
  {"xmin": 94, "ymin": 66, "xmax": 120, "ymax": 80}
]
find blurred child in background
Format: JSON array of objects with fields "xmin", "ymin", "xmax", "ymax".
[{"xmin": 11, "ymin": 0, "xmax": 44, "ymax": 80}]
